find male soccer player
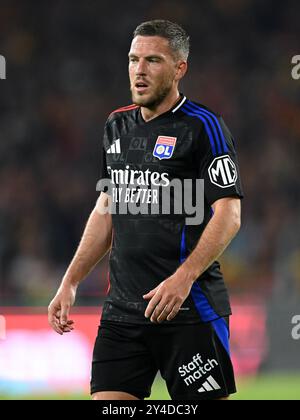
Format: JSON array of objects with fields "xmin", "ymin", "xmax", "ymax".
[{"xmin": 48, "ymin": 20, "xmax": 243, "ymax": 400}]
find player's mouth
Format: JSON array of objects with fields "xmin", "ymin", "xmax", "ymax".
[{"xmin": 135, "ymin": 81, "xmax": 149, "ymax": 94}]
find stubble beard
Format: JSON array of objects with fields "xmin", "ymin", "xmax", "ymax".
[{"xmin": 131, "ymin": 80, "xmax": 173, "ymax": 110}]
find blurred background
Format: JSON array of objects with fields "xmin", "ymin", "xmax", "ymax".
[{"xmin": 0, "ymin": 0, "xmax": 299, "ymax": 400}]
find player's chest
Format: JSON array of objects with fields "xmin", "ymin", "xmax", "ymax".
[{"xmin": 105, "ymin": 122, "xmax": 195, "ymax": 172}]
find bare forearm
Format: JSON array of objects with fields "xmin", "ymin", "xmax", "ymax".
[
  {"xmin": 49, "ymin": 194, "xmax": 112, "ymax": 333},
  {"xmin": 177, "ymin": 198, "xmax": 241, "ymax": 284},
  {"xmin": 61, "ymin": 207, "xmax": 112, "ymax": 288}
]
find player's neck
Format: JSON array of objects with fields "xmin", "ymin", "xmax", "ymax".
[{"xmin": 141, "ymin": 90, "xmax": 181, "ymax": 122}]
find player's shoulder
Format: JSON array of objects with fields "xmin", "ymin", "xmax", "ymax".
[
  {"xmin": 181, "ymin": 98, "xmax": 221, "ymax": 119},
  {"xmin": 182, "ymin": 98, "xmax": 233, "ymax": 156},
  {"xmin": 180, "ymin": 98, "xmax": 224, "ymax": 139},
  {"xmin": 106, "ymin": 103, "xmax": 140, "ymax": 124}
]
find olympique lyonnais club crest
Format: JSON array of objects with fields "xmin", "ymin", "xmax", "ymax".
[{"xmin": 153, "ymin": 136, "xmax": 177, "ymax": 160}]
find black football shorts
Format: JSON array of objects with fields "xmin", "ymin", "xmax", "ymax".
[{"xmin": 91, "ymin": 318, "xmax": 236, "ymax": 400}]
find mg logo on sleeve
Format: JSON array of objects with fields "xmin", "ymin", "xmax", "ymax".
[
  {"xmin": 153, "ymin": 136, "xmax": 177, "ymax": 160},
  {"xmin": 208, "ymin": 155, "xmax": 237, "ymax": 188}
]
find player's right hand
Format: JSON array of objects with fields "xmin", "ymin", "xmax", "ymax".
[{"xmin": 48, "ymin": 284, "xmax": 77, "ymax": 335}]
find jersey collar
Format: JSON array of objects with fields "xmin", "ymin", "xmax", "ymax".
[
  {"xmin": 138, "ymin": 94, "xmax": 187, "ymax": 124},
  {"xmin": 171, "ymin": 94, "xmax": 187, "ymax": 113}
]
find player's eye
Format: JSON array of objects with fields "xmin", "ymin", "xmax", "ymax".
[{"xmin": 129, "ymin": 57, "xmax": 138, "ymax": 63}]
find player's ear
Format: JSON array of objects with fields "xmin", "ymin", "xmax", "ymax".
[{"xmin": 175, "ymin": 60, "xmax": 188, "ymax": 81}]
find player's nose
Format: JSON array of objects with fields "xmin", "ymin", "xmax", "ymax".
[{"xmin": 135, "ymin": 58, "xmax": 147, "ymax": 75}]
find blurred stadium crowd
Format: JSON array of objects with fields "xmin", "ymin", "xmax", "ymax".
[{"xmin": 0, "ymin": 0, "xmax": 299, "ymax": 306}]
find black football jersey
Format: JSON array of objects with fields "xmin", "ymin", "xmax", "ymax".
[{"xmin": 98, "ymin": 95, "xmax": 243, "ymax": 324}]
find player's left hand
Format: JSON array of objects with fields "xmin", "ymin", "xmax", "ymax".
[{"xmin": 143, "ymin": 271, "xmax": 194, "ymax": 323}]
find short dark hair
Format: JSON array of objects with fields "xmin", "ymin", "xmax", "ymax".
[{"xmin": 133, "ymin": 20, "xmax": 190, "ymax": 61}]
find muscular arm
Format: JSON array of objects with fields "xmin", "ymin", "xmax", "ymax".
[
  {"xmin": 62, "ymin": 192, "xmax": 112, "ymax": 288},
  {"xmin": 48, "ymin": 192, "xmax": 112, "ymax": 334},
  {"xmin": 144, "ymin": 197, "xmax": 241, "ymax": 323}
]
